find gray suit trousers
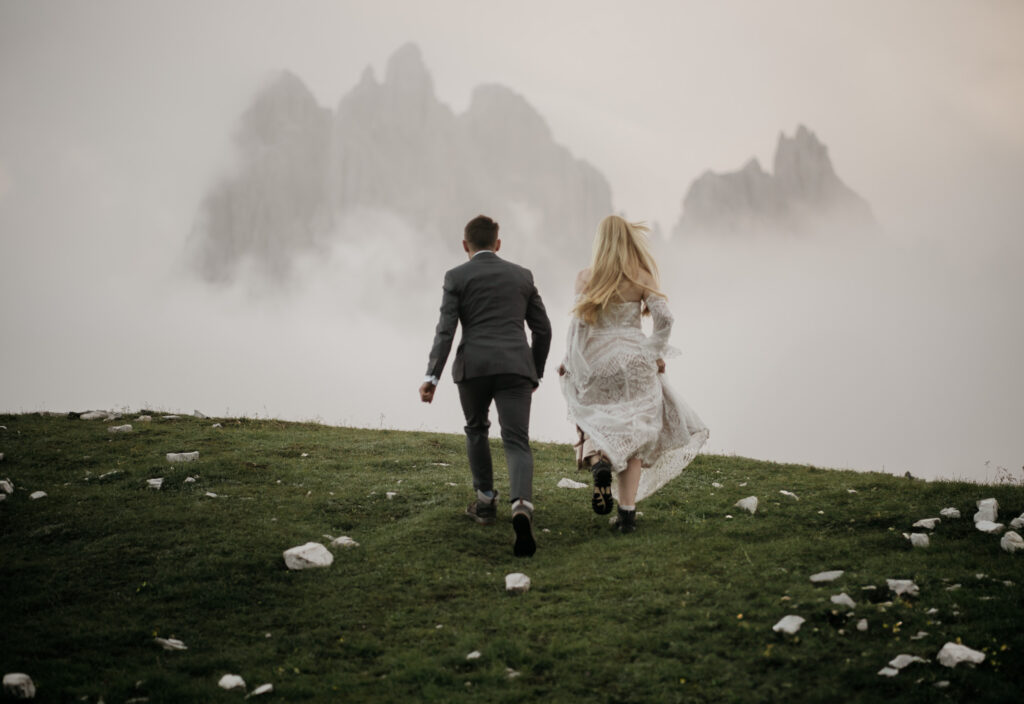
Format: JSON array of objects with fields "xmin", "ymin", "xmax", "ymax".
[{"xmin": 457, "ymin": 374, "xmax": 534, "ymax": 502}]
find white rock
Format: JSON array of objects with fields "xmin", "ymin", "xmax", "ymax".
[
  {"xmin": 136, "ymin": 415, "xmax": 153, "ymax": 422},
  {"xmin": 505, "ymin": 668, "xmax": 521, "ymax": 679},
  {"xmin": 0, "ymin": 495, "xmax": 6, "ymax": 503},
  {"xmin": 939, "ymin": 507, "xmax": 961, "ymax": 519},
  {"xmin": 903, "ymin": 532, "xmax": 930, "ymax": 548},
  {"xmin": 166, "ymin": 451, "xmax": 199, "ymax": 463},
  {"xmin": 147, "ymin": 478, "xmax": 163, "ymax": 490},
  {"xmin": 466, "ymin": 651, "xmax": 482, "ymax": 661},
  {"xmin": 385, "ymin": 491, "xmax": 398, "ymax": 499},
  {"xmin": 1000, "ymin": 530, "xmax": 1024, "ymax": 553},
  {"xmin": 772, "ymin": 615, "xmax": 805, "ymax": 635},
  {"xmin": 830, "ymin": 593, "xmax": 856, "ymax": 609},
  {"xmin": 888, "ymin": 654, "xmax": 927, "ymax": 670},
  {"xmin": 856, "ymin": 618, "xmax": 868, "ymax": 632},
  {"xmin": 247, "ymin": 683, "xmax": 274, "ymax": 698},
  {"xmin": 725, "ymin": 514, "xmax": 733, "ymax": 519},
  {"xmin": 80, "ymin": 411, "xmax": 110, "ymax": 420},
  {"xmin": 975, "ymin": 520, "xmax": 1005, "ymax": 534},
  {"xmin": 974, "ymin": 497, "xmax": 998, "ymax": 523},
  {"xmin": 0, "ymin": 479, "xmax": 13, "ymax": 494},
  {"xmin": 910, "ymin": 631, "xmax": 929, "ymax": 640},
  {"xmin": 877, "ymin": 666, "xmax": 899, "ymax": 677},
  {"xmin": 98, "ymin": 470, "xmax": 122, "ymax": 480},
  {"xmin": 912, "ymin": 518, "xmax": 940, "ymax": 530},
  {"xmin": 29, "ymin": 491, "xmax": 47, "ymax": 500},
  {"xmin": 204, "ymin": 492, "xmax": 218, "ymax": 498},
  {"xmin": 779, "ymin": 490, "xmax": 799, "ymax": 500},
  {"xmin": 847, "ymin": 488, "xmax": 857, "ymax": 493},
  {"xmin": 711, "ymin": 482, "xmax": 723, "ymax": 488},
  {"xmin": 154, "ymin": 637, "xmax": 188, "ymax": 651},
  {"xmin": 936, "ymin": 642, "xmax": 985, "ymax": 668},
  {"xmin": 184, "ymin": 476, "xmax": 197, "ymax": 483},
  {"xmin": 557, "ymin": 477, "xmax": 588, "ymax": 489},
  {"xmin": 283, "ymin": 542, "xmax": 333, "ymax": 570},
  {"xmin": 809, "ymin": 570, "xmax": 844, "ymax": 584},
  {"xmin": 162, "ymin": 415, "xmax": 182, "ymax": 420},
  {"xmin": 735, "ymin": 496, "xmax": 758, "ymax": 514},
  {"xmin": 212, "ymin": 423, "xmax": 222, "ymax": 429},
  {"xmin": 193, "ymin": 410, "xmax": 208, "ymax": 419},
  {"xmin": 218, "ymin": 674, "xmax": 246, "ymax": 691},
  {"xmin": 431, "ymin": 462, "xmax": 452, "ymax": 466},
  {"xmin": 330, "ymin": 536, "xmax": 359, "ymax": 548},
  {"xmin": 2, "ymin": 673, "xmax": 36, "ymax": 699},
  {"xmin": 886, "ymin": 579, "xmax": 919, "ymax": 597},
  {"xmin": 0, "ymin": 453, "xmax": 3, "ymax": 462},
  {"xmin": 505, "ymin": 572, "xmax": 531, "ymax": 593},
  {"xmin": 1010, "ymin": 514, "xmax": 1024, "ymax": 530},
  {"xmin": 108, "ymin": 424, "xmax": 133, "ymax": 433}
]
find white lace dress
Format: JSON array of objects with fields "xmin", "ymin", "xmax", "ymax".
[{"xmin": 559, "ymin": 295, "xmax": 709, "ymax": 502}]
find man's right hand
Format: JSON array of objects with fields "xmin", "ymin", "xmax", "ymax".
[{"xmin": 419, "ymin": 382, "xmax": 436, "ymax": 403}]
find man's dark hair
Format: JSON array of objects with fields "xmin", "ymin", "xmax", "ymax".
[{"xmin": 464, "ymin": 215, "xmax": 499, "ymax": 250}]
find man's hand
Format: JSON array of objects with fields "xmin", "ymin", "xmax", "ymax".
[
  {"xmin": 419, "ymin": 382, "xmax": 436, "ymax": 403},
  {"xmin": 656, "ymin": 358, "xmax": 666, "ymax": 374}
]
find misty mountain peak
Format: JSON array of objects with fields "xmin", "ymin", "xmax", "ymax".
[
  {"xmin": 238, "ymin": 70, "xmax": 326, "ymax": 148},
  {"xmin": 384, "ymin": 42, "xmax": 433, "ymax": 95},
  {"xmin": 675, "ymin": 125, "xmax": 875, "ymax": 236},
  {"xmin": 464, "ymin": 83, "xmax": 552, "ymax": 142}
]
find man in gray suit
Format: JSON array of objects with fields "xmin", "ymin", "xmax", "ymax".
[{"xmin": 420, "ymin": 215, "xmax": 552, "ymax": 557}]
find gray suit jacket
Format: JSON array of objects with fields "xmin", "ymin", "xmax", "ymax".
[{"xmin": 426, "ymin": 251, "xmax": 552, "ymax": 386}]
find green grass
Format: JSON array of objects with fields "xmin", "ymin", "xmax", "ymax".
[{"xmin": 1, "ymin": 412, "xmax": 1022, "ymax": 703}]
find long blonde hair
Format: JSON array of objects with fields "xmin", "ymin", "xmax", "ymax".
[{"xmin": 573, "ymin": 215, "xmax": 664, "ymax": 325}]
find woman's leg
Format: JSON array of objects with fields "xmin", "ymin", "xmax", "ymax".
[{"xmin": 617, "ymin": 457, "xmax": 643, "ymax": 507}]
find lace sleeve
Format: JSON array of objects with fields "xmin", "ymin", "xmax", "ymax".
[
  {"xmin": 562, "ymin": 313, "xmax": 592, "ymax": 381},
  {"xmin": 643, "ymin": 295, "xmax": 680, "ymax": 359}
]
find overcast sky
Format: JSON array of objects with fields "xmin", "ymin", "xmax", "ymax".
[{"xmin": 1, "ymin": 1, "xmax": 1022, "ymax": 481}]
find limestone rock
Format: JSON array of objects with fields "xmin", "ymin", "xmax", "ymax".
[
  {"xmin": 29, "ymin": 491, "xmax": 47, "ymax": 500},
  {"xmin": 975, "ymin": 520, "xmax": 1005, "ymax": 534},
  {"xmin": 218, "ymin": 674, "xmax": 246, "ymax": 691},
  {"xmin": 735, "ymin": 496, "xmax": 758, "ymax": 514},
  {"xmin": 557, "ymin": 478, "xmax": 588, "ymax": 489},
  {"xmin": 80, "ymin": 411, "xmax": 113, "ymax": 420},
  {"xmin": 283, "ymin": 542, "xmax": 333, "ymax": 570},
  {"xmin": 166, "ymin": 452, "xmax": 199, "ymax": 463},
  {"xmin": 136, "ymin": 415, "xmax": 153, "ymax": 422},
  {"xmin": 212, "ymin": 423, "xmax": 223, "ymax": 429},
  {"xmin": 466, "ymin": 650, "xmax": 482, "ymax": 661},
  {"xmin": 809, "ymin": 570, "xmax": 844, "ymax": 584},
  {"xmin": 154, "ymin": 637, "xmax": 188, "ymax": 651},
  {"xmin": 711, "ymin": 482, "xmax": 723, "ymax": 488},
  {"xmin": 330, "ymin": 536, "xmax": 359, "ymax": 548},
  {"xmin": 856, "ymin": 618, "xmax": 868, "ymax": 632},
  {"xmin": 147, "ymin": 478, "xmax": 163, "ymax": 490},
  {"xmin": 1000, "ymin": 531, "xmax": 1023, "ymax": 553},
  {"xmin": 193, "ymin": 410, "xmax": 208, "ymax": 419},
  {"xmin": 108, "ymin": 424, "xmax": 133, "ymax": 433},
  {"xmin": 1010, "ymin": 513, "xmax": 1024, "ymax": 530},
  {"xmin": 385, "ymin": 491, "xmax": 398, "ymax": 500},
  {"xmin": 162, "ymin": 415, "xmax": 182, "ymax": 420},
  {"xmin": 505, "ymin": 572, "xmax": 531, "ymax": 593},
  {"xmin": 974, "ymin": 498, "xmax": 998, "ymax": 523},
  {"xmin": 0, "ymin": 479, "xmax": 13, "ymax": 494},
  {"xmin": 877, "ymin": 666, "xmax": 899, "ymax": 677},
  {"xmin": 779, "ymin": 490, "xmax": 799, "ymax": 500},
  {"xmin": 2, "ymin": 673, "xmax": 36, "ymax": 699},
  {"xmin": 886, "ymin": 579, "xmax": 919, "ymax": 597},
  {"xmin": 903, "ymin": 532, "xmax": 930, "ymax": 548},
  {"xmin": 247, "ymin": 683, "xmax": 274, "ymax": 697},
  {"xmin": 772, "ymin": 615, "xmax": 805, "ymax": 635},
  {"xmin": 939, "ymin": 507, "xmax": 961, "ymax": 519},
  {"xmin": 830, "ymin": 593, "xmax": 856, "ymax": 609},
  {"xmin": 888, "ymin": 654, "xmax": 927, "ymax": 670},
  {"xmin": 936, "ymin": 642, "xmax": 985, "ymax": 668},
  {"xmin": 912, "ymin": 518, "xmax": 940, "ymax": 530}
]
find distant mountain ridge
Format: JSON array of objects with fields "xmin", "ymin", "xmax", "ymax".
[
  {"xmin": 190, "ymin": 43, "xmax": 612, "ymax": 284},
  {"xmin": 674, "ymin": 125, "xmax": 876, "ymax": 236}
]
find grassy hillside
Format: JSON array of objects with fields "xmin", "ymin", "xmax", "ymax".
[{"xmin": 1, "ymin": 412, "xmax": 1022, "ymax": 703}]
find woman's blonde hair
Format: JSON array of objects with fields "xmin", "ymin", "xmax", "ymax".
[{"xmin": 573, "ymin": 215, "xmax": 664, "ymax": 324}]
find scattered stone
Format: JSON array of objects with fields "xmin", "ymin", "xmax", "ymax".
[
  {"xmin": 877, "ymin": 667, "xmax": 899, "ymax": 677},
  {"xmin": 98, "ymin": 470, "xmax": 122, "ymax": 480},
  {"xmin": 2, "ymin": 673, "xmax": 36, "ymax": 699},
  {"xmin": 136, "ymin": 415, "xmax": 153, "ymax": 422},
  {"xmin": 193, "ymin": 410, "xmax": 208, "ymax": 419},
  {"xmin": 912, "ymin": 518, "xmax": 940, "ymax": 530},
  {"xmin": 218, "ymin": 674, "xmax": 246, "ymax": 691},
  {"xmin": 154, "ymin": 637, "xmax": 187, "ymax": 651},
  {"xmin": 888, "ymin": 654, "xmax": 927, "ymax": 670},
  {"xmin": 283, "ymin": 542, "xmax": 333, "ymax": 570},
  {"xmin": 147, "ymin": 478, "xmax": 163, "ymax": 490},
  {"xmin": 166, "ymin": 452, "xmax": 199, "ymax": 463},
  {"xmin": 830, "ymin": 593, "xmax": 856, "ymax": 609},
  {"xmin": 466, "ymin": 651, "xmax": 482, "ymax": 661},
  {"xmin": 903, "ymin": 532, "xmax": 930, "ymax": 548},
  {"xmin": 557, "ymin": 478, "xmax": 588, "ymax": 489},
  {"xmin": 974, "ymin": 498, "xmax": 998, "ymax": 523},
  {"xmin": 975, "ymin": 520, "xmax": 1005, "ymax": 534},
  {"xmin": 739, "ymin": 481, "xmax": 748, "ymax": 487},
  {"xmin": 725, "ymin": 514, "xmax": 733, "ymax": 519},
  {"xmin": 772, "ymin": 615, "xmax": 805, "ymax": 635},
  {"xmin": 734, "ymin": 496, "xmax": 758, "ymax": 514},
  {"xmin": 856, "ymin": 618, "xmax": 868, "ymax": 632},
  {"xmin": 934, "ymin": 680, "xmax": 950, "ymax": 689},
  {"xmin": 80, "ymin": 411, "xmax": 112, "ymax": 420},
  {"xmin": 945, "ymin": 584, "xmax": 961, "ymax": 591},
  {"xmin": 108, "ymin": 424, "xmax": 133, "ymax": 434},
  {"xmin": 29, "ymin": 491, "xmax": 47, "ymax": 500},
  {"xmin": 817, "ymin": 510, "xmax": 825, "ymax": 515},
  {"xmin": 1011, "ymin": 514, "xmax": 1024, "ymax": 530},
  {"xmin": 385, "ymin": 492, "xmax": 398, "ymax": 500},
  {"xmin": 505, "ymin": 573, "xmax": 531, "ymax": 593},
  {"xmin": 909, "ymin": 631, "xmax": 929, "ymax": 640},
  {"xmin": 330, "ymin": 536, "xmax": 359, "ymax": 548},
  {"xmin": 779, "ymin": 490, "xmax": 799, "ymax": 500},
  {"xmin": 711, "ymin": 482, "xmax": 723, "ymax": 488},
  {"xmin": 847, "ymin": 488, "xmax": 857, "ymax": 493},
  {"xmin": 184, "ymin": 476, "xmax": 197, "ymax": 483},
  {"xmin": 505, "ymin": 667, "xmax": 521, "ymax": 679},
  {"xmin": 887, "ymin": 579, "xmax": 919, "ymax": 597},
  {"xmin": 936, "ymin": 642, "xmax": 985, "ymax": 668},
  {"xmin": 212, "ymin": 423, "xmax": 222, "ymax": 429},
  {"xmin": 0, "ymin": 495, "xmax": 6, "ymax": 503},
  {"xmin": 1000, "ymin": 530, "xmax": 1023, "ymax": 553},
  {"xmin": 809, "ymin": 570, "xmax": 844, "ymax": 584},
  {"xmin": 162, "ymin": 415, "xmax": 182, "ymax": 420},
  {"xmin": 939, "ymin": 507, "xmax": 961, "ymax": 519},
  {"xmin": 204, "ymin": 492, "xmax": 218, "ymax": 498},
  {"xmin": 246, "ymin": 684, "xmax": 273, "ymax": 698},
  {"xmin": 0, "ymin": 479, "xmax": 13, "ymax": 494},
  {"xmin": 926, "ymin": 608, "xmax": 939, "ymax": 615}
]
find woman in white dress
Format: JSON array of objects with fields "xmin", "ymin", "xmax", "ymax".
[{"xmin": 559, "ymin": 215, "xmax": 709, "ymax": 532}]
